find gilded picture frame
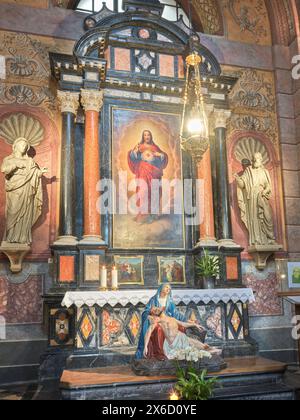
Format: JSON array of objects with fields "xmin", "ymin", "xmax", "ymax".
[
  {"xmin": 113, "ymin": 255, "xmax": 145, "ymax": 285},
  {"xmin": 158, "ymin": 256, "xmax": 186, "ymax": 285}
]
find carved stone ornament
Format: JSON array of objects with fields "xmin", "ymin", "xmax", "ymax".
[
  {"xmin": 0, "ymin": 113, "xmax": 44, "ymax": 147},
  {"xmin": 234, "ymin": 137, "xmax": 269, "ymax": 166},
  {"xmin": 81, "ymin": 89, "xmax": 104, "ymax": 113},
  {"xmin": 57, "ymin": 91, "xmax": 80, "ymax": 115},
  {"xmin": 0, "ymin": 243, "xmax": 30, "ymax": 274},
  {"xmin": 248, "ymin": 244, "xmax": 283, "ymax": 271},
  {"xmin": 213, "ymin": 109, "xmax": 231, "ymax": 129}
]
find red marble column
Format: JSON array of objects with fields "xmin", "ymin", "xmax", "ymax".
[
  {"xmin": 81, "ymin": 89, "xmax": 104, "ymax": 244},
  {"xmin": 197, "ymin": 146, "xmax": 217, "ymax": 246}
]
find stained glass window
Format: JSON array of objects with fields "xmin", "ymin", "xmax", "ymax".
[{"xmin": 75, "ymin": 0, "xmax": 190, "ymax": 26}]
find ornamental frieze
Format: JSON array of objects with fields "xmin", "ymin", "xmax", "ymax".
[
  {"xmin": 0, "ymin": 84, "xmax": 57, "ymax": 118},
  {"xmin": 224, "ymin": 67, "xmax": 279, "ymax": 145},
  {"xmin": 0, "ymin": 31, "xmax": 74, "ymax": 85}
]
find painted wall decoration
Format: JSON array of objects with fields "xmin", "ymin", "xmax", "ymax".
[
  {"xmin": 228, "ymin": 69, "xmax": 278, "ymax": 145},
  {"xmin": 158, "ymin": 256, "xmax": 186, "ymax": 285},
  {"xmin": 114, "ymin": 256, "xmax": 145, "ymax": 286},
  {"xmin": 189, "ymin": 0, "xmax": 223, "ymax": 35},
  {"xmin": 223, "ymin": 0, "xmax": 272, "ymax": 46},
  {"xmin": 112, "ymin": 107, "xmax": 184, "ymax": 249}
]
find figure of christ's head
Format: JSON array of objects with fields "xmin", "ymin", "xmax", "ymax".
[
  {"xmin": 253, "ymin": 153, "xmax": 263, "ymax": 169},
  {"xmin": 160, "ymin": 284, "xmax": 171, "ymax": 298},
  {"xmin": 141, "ymin": 130, "xmax": 154, "ymax": 145},
  {"xmin": 13, "ymin": 138, "xmax": 30, "ymax": 156},
  {"xmin": 150, "ymin": 307, "xmax": 164, "ymax": 317}
]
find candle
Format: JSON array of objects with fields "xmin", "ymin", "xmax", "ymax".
[
  {"xmin": 111, "ymin": 266, "xmax": 118, "ymax": 290},
  {"xmin": 169, "ymin": 391, "xmax": 179, "ymax": 401},
  {"xmin": 100, "ymin": 266, "xmax": 107, "ymax": 290}
]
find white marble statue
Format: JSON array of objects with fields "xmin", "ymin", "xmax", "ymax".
[
  {"xmin": 234, "ymin": 152, "xmax": 276, "ymax": 246},
  {"xmin": 1, "ymin": 138, "xmax": 47, "ymax": 245}
]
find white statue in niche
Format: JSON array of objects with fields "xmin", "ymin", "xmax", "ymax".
[
  {"xmin": 1, "ymin": 137, "xmax": 47, "ymax": 245},
  {"xmin": 0, "ymin": 113, "xmax": 47, "ymax": 272},
  {"xmin": 234, "ymin": 152, "xmax": 275, "ymax": 246},
  {"xmin": 233, "ymin": 137, "xmax": 282, "ymax": 270}
]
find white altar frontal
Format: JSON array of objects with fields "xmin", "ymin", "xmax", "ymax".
[{"xmin": 53, "ymin": 288, "xmax": 257, "ymax": 359}]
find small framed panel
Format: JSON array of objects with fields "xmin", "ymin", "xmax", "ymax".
[
  {"xmin": 78, "ymin": 248, "xmax": 106, "ymax": 287},
  {"xmin": 54, "ymin": 250, "xmax": 79, "ymax": 288},
  {"xmin": 113, "ymin": 256, "xmax": 145, "ymax": 285},
  {"xmin": 158, "ymin": 256, "xmax": 186, "ymax": 285}
]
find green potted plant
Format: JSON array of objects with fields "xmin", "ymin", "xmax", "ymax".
[
  {"xmin": 174, "ymin": 367, "xmax": 219, "ymax": 401},
  {"xmin": 195, "ymin": 250, "xmax": 220, "ymax": 289}
]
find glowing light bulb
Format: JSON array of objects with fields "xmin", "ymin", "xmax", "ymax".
[{"xmin": 188, "ymin": 118, "xmax": 204, "ymax": 135}]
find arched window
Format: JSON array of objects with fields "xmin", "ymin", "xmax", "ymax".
[{"xmin": 75, "ymin": 0, "xmax": 190, "ymax": 27}]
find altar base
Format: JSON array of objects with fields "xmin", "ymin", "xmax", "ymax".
[
  {"xmin": 40, "ymin": 289, "xmax": 257, "ymax": 381},
  {"xmin": 60, "ymin": 357, "xmax": 295, "ymax": 401},
  {"xmin": 132, "ymin": 355, "xmax": 227, "ymax": 376}
]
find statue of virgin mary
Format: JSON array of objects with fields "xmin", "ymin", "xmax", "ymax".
[
  {"xmin": 1, "ymin": 137, "xmax": 47, "ymax": 245},
  {"xmin": 135, "ymin": 284, "xmax": 185, "ymax": 360}
]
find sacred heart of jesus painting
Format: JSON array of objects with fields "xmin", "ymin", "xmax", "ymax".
[{"xmin": 112, "ymin": 107, "xmax": 185, "ymax": 249}]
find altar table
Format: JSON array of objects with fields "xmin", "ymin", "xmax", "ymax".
[{"xmin": 57, "ymin": 288, "xmax": 256, "ymax": 356}]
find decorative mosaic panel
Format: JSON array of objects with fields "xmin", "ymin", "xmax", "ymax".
[
  {"xmin": 59, "ymin": 256, "xmax": 75, "ymax": 283},
  {"xmin": 226, "ymin": 256, "xmax": 239, "ymax": 281},
  {"xmin": 227, "ymin": 303, "xmax": 244, "ymax": 340},
  {"xmin": 115, "ymin": 48, "xmax": 131, "ymax": 72},
  {"xmin": 84, "ymin": 255, "xmax": 101, "ymax": 282},
  {"xmin": 77, "ymin": 307, "xmax": 97, "ymax": 349},
  {"xmin": 50, "ymin": 308, "xmax": 74, "ymax": 347},
  {"xmin": 223, "ymin": 0, "xmax": 272, "ymax": 46},
  {"xmin": 178, "ymin": 303, "xmax": 226, "ymax": 342},
  {"xmin": 100, "ymin": 305, "xmax": 144, "ymax": 347},
  {"xmin": 101, "ymin": 309, "xmax": 124, "ymax": 346}
]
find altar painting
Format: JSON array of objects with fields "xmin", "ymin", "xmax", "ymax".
[{"xmin": 112, "ymin": 108, "xmax": 184, "ymax": 249}]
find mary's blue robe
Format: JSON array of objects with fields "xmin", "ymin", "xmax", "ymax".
[{"xmin": 135, "ymin": 285, "xmax": 185, "ymax": 359}]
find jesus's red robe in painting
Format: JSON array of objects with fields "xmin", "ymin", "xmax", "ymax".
[{"xmin": 128, "ymin": 131, "xmax": 168, "ymax": 220}]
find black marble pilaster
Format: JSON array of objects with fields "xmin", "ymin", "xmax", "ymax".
[
  {"xmin": 59, "ymin": 112, "xmax": 76, "ymax": 238},
  {"xmin": 210, "ymin": 134, "xmax": 219, "ymax": 240},
  {"xmin": 215, "ymin": 127, "xmax": 233, "ymax": 241}
]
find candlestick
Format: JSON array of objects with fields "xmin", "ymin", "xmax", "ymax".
[
  {"xmin": 111, "ymin": 266, "xmax": 118, "ymax": 291},
  {"xmin": 100, "ymin": 266, "xmax": 107, "ymax": 291}
]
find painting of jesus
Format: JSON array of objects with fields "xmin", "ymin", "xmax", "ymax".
[
  {"xmin": 128, "ymin": 130, "xmax": 168, "ymax": 223},
  {"xmin": 112, "ymin": 107, "xmax": 184, "ymax": 249}
]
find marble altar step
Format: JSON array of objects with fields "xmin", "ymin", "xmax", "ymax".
[{"xmin": 60, "ymin": 357, "xmax": 297, "ymax": 401}]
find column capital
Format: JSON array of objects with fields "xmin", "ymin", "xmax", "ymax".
[
  {"xmin": 213, "ymin": 109, "xmax": 231, "ymax": 130},
  {"xmin": 81, "ymin": 89, "xmax": 104, "ymax": 112},
  {"xmin": 57, "ymin": 91, "xmax": 80, "ymax": 115}
]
